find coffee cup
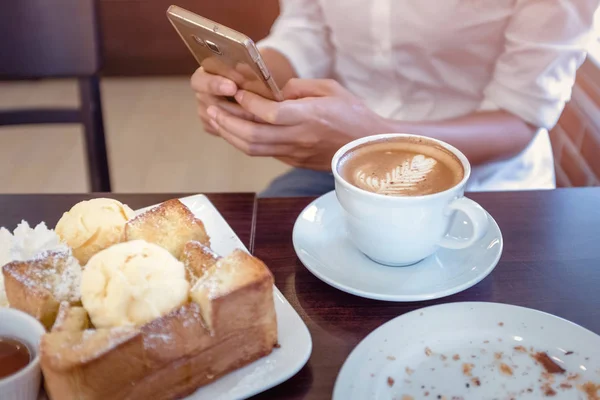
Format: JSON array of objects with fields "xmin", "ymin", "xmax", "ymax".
[{"xmin": 332, "ymin": 133, "xmax": 489, "ymax": 266}]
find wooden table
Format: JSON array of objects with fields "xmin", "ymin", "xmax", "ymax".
[
  {"xmin": 251, "ymin": 189, "xmax": 600, "ymax": 399},
  {"xmin": 1, "ymin": 189, "xmax": 600, "ymax": 400}
]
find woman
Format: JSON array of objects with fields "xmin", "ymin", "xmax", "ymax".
[{"xmin": 192, "ymin": 0, "xmax": 599, "ymax": 196}]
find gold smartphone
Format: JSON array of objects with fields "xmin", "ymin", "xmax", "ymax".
[{"xmin": 167, "ymin": 5, "xmax": 283, "ymax": 101}]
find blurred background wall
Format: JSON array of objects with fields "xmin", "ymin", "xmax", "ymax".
[{"xmin": 99, "ymin": 0, "xmax": 279, "ymax": 76}]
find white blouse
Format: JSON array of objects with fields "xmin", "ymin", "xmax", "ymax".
[{"xmin": 259, "ymin": 0, "xmax": 600, "ymax": 191}]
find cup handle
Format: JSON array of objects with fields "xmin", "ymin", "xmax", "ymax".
[{"xmin": 438, "ymin": 197, "xmax": 489, "ymax": 250}]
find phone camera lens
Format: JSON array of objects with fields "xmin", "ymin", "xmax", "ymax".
[
  {"xmin": 191, "ymin": 35, "xmax": 205, "ymax": 46},
  {"xmin": 204, "ymin": 40, "xmax": 222, "ymax": 55}
]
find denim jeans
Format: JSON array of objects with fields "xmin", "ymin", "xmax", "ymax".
[{"xmin": 259, "ymin": 168, "xmax": 335, "ymax": 197}]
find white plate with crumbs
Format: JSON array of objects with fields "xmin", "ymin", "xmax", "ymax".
[
  {"xmin": 137, "ymin": 195, "xmax": 312, "ymax": 400},
  {"xmin": 333, "ymin": 302, "xmax": 600, "ymax": 400}
]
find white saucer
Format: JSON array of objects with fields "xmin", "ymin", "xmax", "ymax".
[
  {"xmin": 292, "ymin": 191, "xmax": 502, "ymax": 301},
  {"xmin": 334, "ymin": 302, "xmax": 600, "ymax": 400}
]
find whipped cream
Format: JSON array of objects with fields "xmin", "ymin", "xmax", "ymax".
[{"xmin": 0, "ymin": 221, "xmax": 80, "ymax": 307}]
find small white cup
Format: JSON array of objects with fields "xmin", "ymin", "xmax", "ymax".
[
  {"xmin": 0, "ymin": 308, "xmax": 46, "ymax": 400},
  {"xmin": 332, "ymin": 133, "xmax": 489, "ymax": 266}
]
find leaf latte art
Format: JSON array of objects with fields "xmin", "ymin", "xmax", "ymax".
[
  {"xmin": 354, "ymin": 155, "xmax": 437, "ymax": 195},
  {"xmin": 337, "ymin": 138, "xmax": 465, "ymax": 196}
]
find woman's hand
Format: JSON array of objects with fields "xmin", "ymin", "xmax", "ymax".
[
  {"xmin": 206, "ymin": 79, "xmax": 389, "ymax": 170},
  {"xmin": 191, "ymin": 67, "xmax": 258, "ymax": 135}
]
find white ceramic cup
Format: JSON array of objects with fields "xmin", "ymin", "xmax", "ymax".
[
  {"xmin": 332, "ymin": 133, "xmax": 489, "ymax": 266},
  {"xmin": 0, "ymin": 308, "xmax": 46, "ymax": 400}
]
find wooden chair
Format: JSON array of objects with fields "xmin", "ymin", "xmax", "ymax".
[{"xmin": 0, "ymin": 0, "xmax": 111, "ymax": 192}]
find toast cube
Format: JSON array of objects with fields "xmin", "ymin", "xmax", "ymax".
[
  {"xmin": 52, "ymin": 302, "xmax": 91, "ymax": 332},
  {"xmin": 41, "ymin": 299, "xmax": 277, "ymax": 400},
  {"xmin": 41, "ymin": 304, "xmax": 213, "ymax": 400},
  {"xmin": 128, "ymin": 321, "xmax": 276, "ymax": 400},
  {"xmin": 40, "ymin": 249, "xmax": 279, "ymax": 400},
  {"xmin": 41, "ymin": 326, "xmax": 144, "ymax": 399},
  {"xmin": 3, "ymin": 251, "xmax": 81, "ymax": 330},
  {"xmin": 190, "ymin": 249, "xmax": 277, "ymax": 342},
  {"xmin": 181, "ymin": 240, "xmax": 220, "ymax": 286},
  {"xmin": 124, "ymin": 199, "xmax": 210, "ymax": 259}
]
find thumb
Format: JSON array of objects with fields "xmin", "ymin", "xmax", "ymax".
[{"xmin": 282, "ymin": 78, "xmax": 346, "ymax": 100}]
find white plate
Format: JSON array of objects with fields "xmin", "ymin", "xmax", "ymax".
[
  {"xmin": 137, "ymin": 195, "xmax": 312, "ymax": 400},
  {"xmin": 292, "ymin": 191, "xmax": 502, "ymax": 301},
  {"xmin": 334, "ymin": 302, "xmax": 600, "ymax": 400}
]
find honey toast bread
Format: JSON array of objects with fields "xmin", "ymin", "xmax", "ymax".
[
  {"xmin": 3, "ymin": 197, "xmax": 278, "ymax": 399},
  {"xmin": 181, "ymin": 240, "xmax": 219, "ymax": 286},
  {"xmin": 40, "ymin": 248, "xmax": 278, "ymax": 400},
  {"xmin": 2, "ymin": 251, "xmax": 81, "ymax": 330},
  {"xmin": 190, "ymin": 249, "xmax": 277, "ymax": 334},
  {"xmin": 52, "ymin": 302, "xmax": 91, "ymax": 333},
  {"xmin": 124, "ymin": 199, "xmax": 210, "ymax": 259}
]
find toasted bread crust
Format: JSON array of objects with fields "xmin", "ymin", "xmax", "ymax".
[
  {"xmin": 41, "ymin": 249, "xmax": 278, "ymax": 400},
  {"xmin": 5, "ymin": 199, "xmax": 277, "ymax": 398},
  {"xmin": 181, "ymin": 240, "xmax": 219, "ymax": 286},
  {"xmin": 52, "ymin": 302, "xmax": 91, "ymax": 333},
  {"xmin": 124, "ymin": 199, "xmax": 210, "ymax": 259},
  {"xmin": 3, "ymin": 251, "xmax": 80, "ymax": 330}
]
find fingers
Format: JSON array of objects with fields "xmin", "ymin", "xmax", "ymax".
[
  {"xmin": 196, "ymin": 102, "xmax": 218, "ymax": 136},
  {"xmin": 206, "ymin": 107, "xmax": 307, "ymax": 158},
  {"xmin": 215, "ymin": 98, "xmax": 262, "ymax": 122},
  {"xmin": 207, "ymin": 105, "xmax": 302, "ymax": 145},
  {"xmin": 190, "ymin": 67, "xmax": 237, "ymax": 96},
  {"xmin": 197, "ymin": 93, "xmax": 260, "ymax": 122},
  {"xmin": 219, "ymin": 129, "xmax": 297, "ymax": 156},
  {"xmin": 234, "ymin": 90, "xmax": 306, "ymax": 126},
  {"xmin": 282, "ymin": 78, "xmax": 345, "ymax": 100},
  {"xmin": 232, "ymin": 79, "xmax": 347, "ymax": 125},
  {"xmin": 210, "ymin": 118, "xmax": 297, "ymax": 157}
]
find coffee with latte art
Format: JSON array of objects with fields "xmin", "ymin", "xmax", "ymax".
[{"xmin": 337, "ymin": 137, "xmax": 464, "ymax": 196}]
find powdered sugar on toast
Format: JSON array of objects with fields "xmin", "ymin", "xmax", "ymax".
[{"xmin": 0, "ymin": 221, "xmax": 82, "ymax": 306}]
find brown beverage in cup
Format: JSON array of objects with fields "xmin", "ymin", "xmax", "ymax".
[
  {"xmin": 336, "ymin": 136, "xmax": 464, "ymax": 197},
  {"xmin": 332, "ymin": 134, "xmax": 488, "ymax": 266}
]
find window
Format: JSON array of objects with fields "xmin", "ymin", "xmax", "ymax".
[
  {"xmin": 590, "ymin": 8, "xmax": 600, "ymax": 64},
  {"xmin": 596, "ymin": 8, "xmax": 600, "ymax": 40}
]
